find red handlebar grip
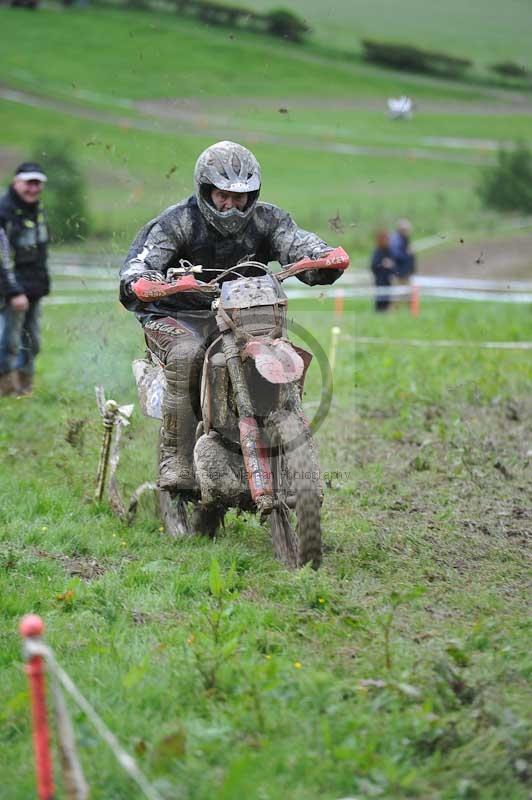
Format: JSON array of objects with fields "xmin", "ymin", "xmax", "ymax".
[
  {"xmin": 321, "ymin": 246, "xmax": 350, "ymax": 270},
  {"xmin": 305, "ymin": 246, "xmax": 350, "ymax": 271},
  {"xmin": 131, "ymin": 275, "xmax": 202, "ymax": 301},
  {"xmin": 285, "ymin": 247, "xmax": 350, "ymax": 277}
]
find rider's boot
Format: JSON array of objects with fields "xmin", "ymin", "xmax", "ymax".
[
  {"xmin": 191, "ymin": 504, "xmax": 225, "ymax": 538},
  {"xmin": 0, "ymin": 371, "xmax": 20, "ymax": 397},
  {"xmin": 159, "ymin": 413, "xmax": 195, "ymax": 492},
  {"xmin": 16, "ymin": 371, "xmax": 33, "ymax": 397}
]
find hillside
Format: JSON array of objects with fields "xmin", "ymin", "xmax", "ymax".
[
  {"xmin": 227, "ymin": 0, "xmax": 532, "ymax": 68},
  {"xmin": 0, "ymin": 5, "xmax": 530, "ymax": 251}
]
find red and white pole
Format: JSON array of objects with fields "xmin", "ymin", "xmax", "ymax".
[{"xmin": 19, "ymin": 614, "xmax": 55, "ymax": 800}]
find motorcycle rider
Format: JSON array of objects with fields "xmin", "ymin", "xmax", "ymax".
[{"xmin": 120, "ymin": 141, "xmax": 347, "ymax": 493}]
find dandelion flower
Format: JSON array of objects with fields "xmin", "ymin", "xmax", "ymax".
[{"xmin": 293, "ymin": 661, "xmax": 302, "ymax": 669}]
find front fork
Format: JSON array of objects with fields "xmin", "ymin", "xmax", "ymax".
[{"xmin": 220, "ymin": 330, "xmax": 273, "ymax": 513}]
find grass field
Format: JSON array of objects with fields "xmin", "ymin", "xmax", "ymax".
[
  {"xmin": 0, "ymin": 295, "xmax": 531, "ymax": 799},
  {"xmin": 1, "ymin": 7, "xmax": 491, "ymax": 102},
  {"xmin": 1, "ymin": 97, "xmax": 499, "ymax": 253}
]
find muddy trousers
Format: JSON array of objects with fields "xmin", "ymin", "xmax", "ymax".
[{"xmin": 143, "ymin": 314, "xmax": 216, "ymax": 489}]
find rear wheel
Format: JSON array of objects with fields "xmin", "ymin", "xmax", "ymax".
[{"xmin": 266, "ymin": 410, "xmax": 322, "ymax": 569}]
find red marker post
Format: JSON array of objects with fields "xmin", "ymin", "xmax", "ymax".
[
  {"xmin": 19, "ymin": 614, "xmax": 55, "ymax": 800},
  {"xmin": 333, "ymin": 288, "xmax": 345, "ymax": 320},
  {"xmin": 410, "ymin": 285, "xmax": 420, "ymax": 317}
]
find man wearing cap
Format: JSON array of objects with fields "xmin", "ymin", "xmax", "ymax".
[{"xmin": 0, "ymin": 162, "xmax": 50, "ymax": 396}]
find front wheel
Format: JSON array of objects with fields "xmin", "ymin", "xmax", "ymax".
[{"xmin": 266, "ymin": 411, "xmax": 322, "ymax": 569}]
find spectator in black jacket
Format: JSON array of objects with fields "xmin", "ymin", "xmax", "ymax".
[
  {"xmin": 0, "ymin": 162, "xmax": 50, "ymax": 396},
  {"xmin": 389, "ymin": 218, "xmax": 416, "ymax": 282}
]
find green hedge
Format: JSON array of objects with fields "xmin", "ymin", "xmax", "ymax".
[
  {"xmin": 477, "ymin": 142, "xmax": 532, "ymax": 214},
  {"xmin": 490, "ymin": 60, "xmax": 531, "ymax": 80},
  {"xmin": 361, "ymin": 39, "xmax": 472, "ymax": 79},
  {"xmin": 266, "ymin": 9, "xmax": 310, "ymax": 43},
  {"xmin": 94, "ymin": 0, "xmax": 310, "ymax": 42}
]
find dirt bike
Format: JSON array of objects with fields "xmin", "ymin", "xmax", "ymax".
[{"xmin": 131, "ymin": 247, "xmax": 349, "ymax": 569}]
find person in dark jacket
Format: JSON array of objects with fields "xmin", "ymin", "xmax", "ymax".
[
  {"xmin": 0, "ymin": 162, "xmax": 50, "ymax": 396},
  {"xmin": 120, "ymin": 140, "xmax": 348, "ymax": 493},
  {"xmin": 370, "ymin": 229, "xmax": 395, "ymax": 312},
  {"xmin": 389, "ymin": 218, "xmax": 416, "ymax": 282}
]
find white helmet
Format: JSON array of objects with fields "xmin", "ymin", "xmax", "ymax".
[{"xmin": 194, "ymin": 141, "xmax": 261, "ymax": 236}]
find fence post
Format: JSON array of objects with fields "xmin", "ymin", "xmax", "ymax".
[
  {"xmin": 333, "ymin": 288, "xmax": 345, "ymax": 319},
  {"xmin": 20, "ymin": 614, "xmax": 55, "ymax": 800},
  {"xmin": 94, "ymin": 400, "xmax": 119, "ymax": 502},
  {"xmin": 410, "ymin": 285, "xmax": 420, "ymax": 317}
]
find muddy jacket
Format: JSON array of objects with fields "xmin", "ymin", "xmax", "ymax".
[
  {"xmin": 0, "ymin": 186, "xmax": 50, "ymax": 300},
  {"xmin": 120, "ymin": 195, "xmax": 341, "ymax": 322}
]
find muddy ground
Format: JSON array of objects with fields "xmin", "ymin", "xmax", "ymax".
[
  {"xmin": 324, "ymin": 401, "xmax": 532, "ymax": 562},
  {"xmin": 420, "ymin": 233, "xmax": 532, "ymax": 280}
]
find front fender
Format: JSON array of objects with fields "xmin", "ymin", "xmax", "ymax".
[{"xmin": 243, "ymin": 338, "xmax": 304, "ymax": 384}]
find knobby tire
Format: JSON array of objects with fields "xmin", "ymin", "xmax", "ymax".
[{"xmin": 266, "ymin": 410, "xmax": 322, "ymax": 569}]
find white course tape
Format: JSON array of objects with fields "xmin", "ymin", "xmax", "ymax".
[
  {"xmin": 354, "ymin": 336, "xmax": 532, "ymax": 350},
  {"xmin": 282, "ymin": 287, "xmax": 532, "ymax": 303},
  {"xmin": 24, "ymin": 640, "xmax": 164, "ymax": 800}
]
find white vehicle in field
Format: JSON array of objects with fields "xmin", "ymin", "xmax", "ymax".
[{"xmin": 387, "ymin": 96, "xmax": 413, "ymax": 119}]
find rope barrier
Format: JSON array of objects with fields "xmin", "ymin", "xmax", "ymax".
[
  {"xmin": 49, "ymin": 671, "xmax": 89, "ymax": 800},
  {"xmin": 20, "ymin": 615, "xmax": 164, "ymax": 800}
]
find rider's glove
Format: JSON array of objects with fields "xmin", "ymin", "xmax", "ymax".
[
  {"xmin": 127, "ymin": 271, "xmax": 165, "ymax": 299},
  {"xmin": 302, "ymin": 268, "xmax": 342, "ymax": 286},
  {"xmin": 301, "ymin": 250, "xmax": 343, "ymax": 286}
]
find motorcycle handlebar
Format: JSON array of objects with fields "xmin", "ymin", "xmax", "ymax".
[{"xmin": 130, "ymin": 247, "xmax": 349, "ymax": 301}]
